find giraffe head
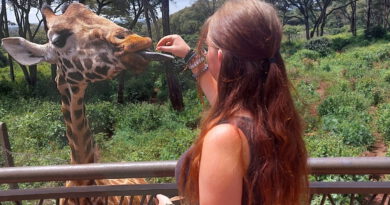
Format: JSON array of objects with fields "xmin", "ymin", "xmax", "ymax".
[{"xmin": 1, "ymin": 3, "xmax": 172, "ymax": 84}]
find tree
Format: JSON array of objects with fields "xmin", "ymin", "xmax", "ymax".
[
  {"xmin": 10, "ymin": 0, "xmax": 47, "ymax": 86},
  {"xmin": 142, "ymin": 0, "xmax": 152, "ymax": 38},
  {"xmin": 340, "ymin": 0, "xmax": 357, "ymax": 36},
  {"xmin": 283, "ymin": 0, "xmax": 314, "ymax": 40},
  {"xmin": 1, "ymin": 0, "xmax": 15, "ymax": 82},
  {"xmin": 161, "ymin": 0, "xmax": 183, "ymax": 111}
]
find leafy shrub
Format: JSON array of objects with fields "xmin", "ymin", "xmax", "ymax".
[
  {"xmin": 115, "ymin": 103, "xmax": 175, "ymax": 132},
  {"xmin": 87, "ymin": 101, "xmax": 119, "ymax": 137},
  {"xmin": 7, "ymin": 101, "xmax": 67, "ymax": 150},
  {"xmin": 322, "ymin": 116, "xmax": 374, "ymax": 146},
  {"xmin": 302, "ymin": 58, "xmax": 316, "ymax": 70},
  {"xmin": 281, "ymin": 40, "xmax": 303, "ymax": 56},
  {"xmin": 0, "ymin": 80, "xmax": 12, "ymax": 95},
  {"xmin": 377, "ymin": 103, "xmax": 390, "ymax": 141},
  {"xmin": 384, "ymin": 70, "xmax": 390, "ymax": 83},
  {"xmin": 283, "ymin": 25, "xmax": 300, "ymax": 43},
  {"xmin": 305, "ymin": 133, "xmax": 365, "ymax": 157},
  {"xmin": 0, "ymin": 51, "xmax": 8, "ymax": 68},
  {"xmin": 304, "ymin": 37, "xmax": 333, "ymax": 56},
  {"xmin": 318, "ymin": 93, "xmax": 369, "ymax": 117},
  {"xmin": 292, "ymin": 49, "xmax": 321, "ymax": 60},
  {"xmin": 321, "ymin": 64, "xmax": 331, "ymax": 72},
  {"xmin": 331, "ymin": 37, "xmax": 351, "ymax": 51},
  {"xmin": 365, "ymin": 26, "xmax": 387, "ymax": 39}
]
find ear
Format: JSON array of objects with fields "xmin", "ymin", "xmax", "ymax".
[
  {"xmin": 217, "ymin": 49, "xmax": 223, "ymax": 64},
  {"xmin": 1, "ymin": 37, "xmax": 53, "ymax": 66}
]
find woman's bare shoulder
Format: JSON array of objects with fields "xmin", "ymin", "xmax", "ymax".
[{"xmin": 203, "ymin": 124, "xmax": 242, "ymax": 149}]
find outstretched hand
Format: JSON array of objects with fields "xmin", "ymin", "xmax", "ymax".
[
  {"xmin": 156, "ymin": 35, "xmax": 191, "ymax": 58},
  {"xmin": 155, "ymin": 194, "xmax": 173, "ymax": 205}
]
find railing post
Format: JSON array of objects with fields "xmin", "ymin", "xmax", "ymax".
[{"xmin": 0, "ymin": 122, "xmax": 21, "ymax": 205}]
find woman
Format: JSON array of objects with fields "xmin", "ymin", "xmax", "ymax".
[{"xmin": 156, "ymin": 0, "xmax": 308, "ymax": 204}]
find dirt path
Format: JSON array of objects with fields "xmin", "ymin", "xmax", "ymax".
[
  {"xmin": 361, "ymin": 107, "xmax": 388, "ymax": 204},
  {"xmin": 310, "ymin": 81, "xmax": 329, "ymax": 116}
]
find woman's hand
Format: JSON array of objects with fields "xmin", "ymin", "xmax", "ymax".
[
  {"xmin": 155, "ymin": 194, "xmax": 173, "ymax": 205},
  {"xmin": 156, "ymin": 35, "xmax": 191, "ymax": 58}
]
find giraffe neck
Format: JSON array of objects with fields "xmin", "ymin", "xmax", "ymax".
[{"xmin": 57, "ymin": 74, "xmax": 96, "ymax": 165}]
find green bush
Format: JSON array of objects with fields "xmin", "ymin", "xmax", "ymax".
[
  {"xmin": 87, "ymin": 101, "xmax": 119, "ymax": 137},
  {"xmin": 6, "ymin": 101, "xmax": 67, "ymax": 150},
  {"xmin": 304, "ymin": 37, "xmax": 333, "ymax": 56},
  {"xmin": 331, "ymin": 37, "xmax": 351, "ymax": 51},
  {"xmin": 377, "ymin": 103, "xmax": 390, "ymax": 141},
  {"xmin": 292, "ymin": 49, "xmax": 321, "ymax": 60},
  {"xmin": 281, "ymin": 41, "xmax": 303, "ymax": 57},
  {"xmin": 318, "ymin": 93, "xmax": 369, "ymax": 117},
  {"xmin": 305, "ymin": 133, "xmax": 365, "ymax": 157},
  {"xmin": 384, "ymin": 70, "xmax": 390, "ymax": 83},
  {"xmin": 115, "ymin": 103, "xmax": 175, "ymax": 132},
  {"xmin": 0, "ymin": 51, "xmax": 8, "ymax": 68},
  {"xmin": 365, "ymin": 26, "xmax": 387, "ymax": 39},
  {"xmin": 321, "ymin": 116, "xmax": 374, "ymax": 147}
]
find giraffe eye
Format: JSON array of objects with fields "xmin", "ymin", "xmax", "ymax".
[
  {"xmin": 115, "ymin": 34, "xmax": 125, "ymax": 39},
  {"xmin": 52, "ymin": 29, "xmax": 73, "ymax": 48}
]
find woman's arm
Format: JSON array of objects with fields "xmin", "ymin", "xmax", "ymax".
[
  {"xmin": 156, "ymin": 35, "xmax": 218, "ymax": 106},
  {"xmin": 198, "ymin": 124, "xmax": 245, "ymax": 205}
]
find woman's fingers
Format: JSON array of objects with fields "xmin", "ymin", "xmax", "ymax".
[
  {"xmin": 156, "ymin": 194, "xmax": 173, "ymax": 205},
  {"xmin": 156, "ymin": 35, "xmax": 175, "ymax": 47},
  {"xmin": 156, "ymin": 34, "xmax": 190, "ymax": 58}
]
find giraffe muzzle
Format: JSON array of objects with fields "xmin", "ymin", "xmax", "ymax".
[{"xmin": 137, "ymin": 51, "xmax": 174, "ymax": 62}]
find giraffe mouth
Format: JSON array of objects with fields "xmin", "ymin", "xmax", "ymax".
[{"xmin": 137, "ymin": 51, "xmax": 174, "ymax": 62}]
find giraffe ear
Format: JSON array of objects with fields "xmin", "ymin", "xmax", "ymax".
[{"xmin": 1, "ymin": 37, "xmax": 53, "ymax": 66}]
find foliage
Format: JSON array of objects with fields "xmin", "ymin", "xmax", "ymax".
[
  {"xmin": 331, "ymin": 37, "xmax": 351, "ymax": 51},
  {"xmin": 377, "ymin": 103, "xmax": 390, "ymax": 141},
  {"xmin": 304, "ymin": 37, "xmax": 333, "ymax": 56},
  {"xmin": 283, "ymin": 25, "xmax": 300, "ymax": 43},
  {"xmin": 364, "ymin": 26, "xmax": 387, "ymax": 39},
  {"xmin": 317, "ymin": 91, "xmax": 374, "ymax": 146},
  {"xmin": 281, "ymin": 40, "xmax": 303, "ymax": 57},
  {"xmin": 291, "ymin": 49, "xmax": 321, "ymax": 61},
  {"xmin": 0, "ymin": 51, "xmax": 8, "ymax": 68}
]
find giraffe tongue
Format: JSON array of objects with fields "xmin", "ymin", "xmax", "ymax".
[{"xmin": 138, "ymin": 51, "xmax": 174, "ymax": 61}]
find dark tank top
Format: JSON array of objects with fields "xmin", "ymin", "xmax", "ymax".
[{"xmin": 175, "ymin": 116, "xmax": 256, "ymax": 204}]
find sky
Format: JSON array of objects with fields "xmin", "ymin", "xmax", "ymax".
[{"xmin": 7, "ymin": 0, "xmax": 195, "ymax": 24}]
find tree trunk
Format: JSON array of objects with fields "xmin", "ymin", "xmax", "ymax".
[
  {"xmin": 304, "ymin": 16, "xmax": 310, "ymax": 40},
  {"xmin": 143, "ymin": 0, "xmax": 152, "ymax": 38},
  {"xmin": 320, "ymin": 15, "xmax": 327, "ymax": 36},
  {"xmin": 150, "ymin": 8, "xmax": 161, "ymax": 40},
  {"xmin": 366, "ymin": 0, "xmax": 372, "ymax": 31},
  {"xmin": 351, "ymin": 0, "xmax": 357, "ymax": 36},
  {"xmin": 161, "ymin": 0, "xmax": 184, "ymax": 111},
  {"xmin": 0, "ymin": 0, "xmax": 6, "ymax": 39},
  {"xmin": 29, "ymin": 65, "xmax": 37, "ymax": 87},
  {"xmin": 20, "ymin": 65, "xmax": 31, "ymax": 85},
  {"xmin": 8, "ymin": 55, "xmax": 15, "ymax": 82},
  {"xmin": 51, "ymin": 64, "xmax": 57, "ymax": 83},
  {"xmin": 117, "ymin": 71, "xmax": 125, "ymax": 104}
]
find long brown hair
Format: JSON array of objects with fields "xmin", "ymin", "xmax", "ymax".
[{"xmin": 179, "ymin": 1, "xmax": 308, "ymax": 204}]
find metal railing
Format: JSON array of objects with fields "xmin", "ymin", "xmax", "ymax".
[{"xmin": 0, "ymin": 158, "xmax": 390, "ymax": 204}]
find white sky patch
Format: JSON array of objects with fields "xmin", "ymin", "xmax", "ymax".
[{"xmin": 6, "ymin": 0, "xmax": 195, "ymax": 24}]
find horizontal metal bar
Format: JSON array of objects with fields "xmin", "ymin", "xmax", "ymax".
[
  {"xmin": 0, "ymin": 161, "xmax": 176, "ymax": 183},
  {"xmin": 310, "ymin": 182, "xmax": 390, "ymax": 194},
  {"xmin": 1, "ymin": 158, "xmax": 390, "ymax": 183},
  {"xmin": 0, "ymin": 184, "xmax": 178, "ymax": 202},
  {"xmin": 309, "ymin": 157, "xmax": 390, "ymax": 174},
  {"xmin": 2, "ymin": 181, "xmax": 390, "ymax": 202}
]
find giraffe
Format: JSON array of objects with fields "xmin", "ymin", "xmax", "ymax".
[{"xmin": 1, "ymin": 3, "xmax": 173, "ymax": 205}]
